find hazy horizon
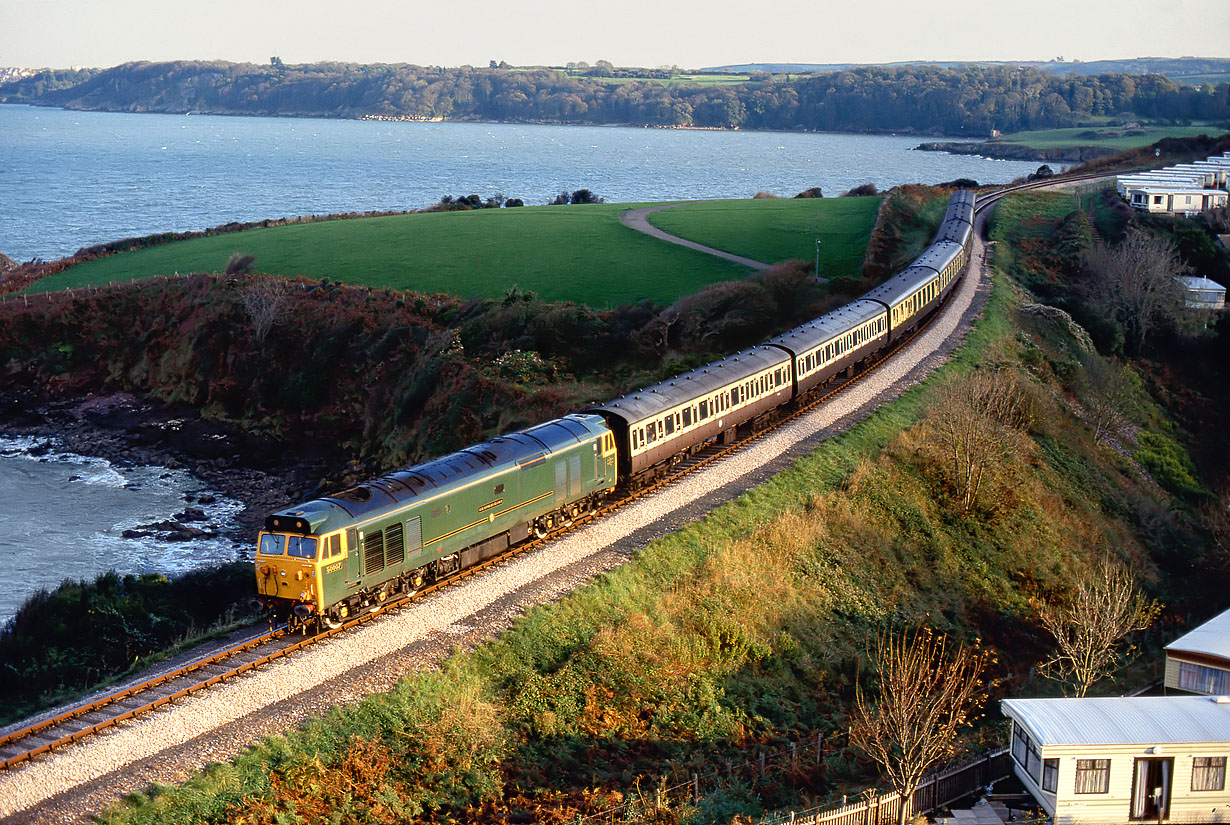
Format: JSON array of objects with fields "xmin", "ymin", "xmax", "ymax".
[
  {"xmin": 7, "ymin": 55, "xmax": 1230, "ymax": 73},
  {"xmin": 4, "ymin": 0, "xmax": 1227, "ymax": 73}
]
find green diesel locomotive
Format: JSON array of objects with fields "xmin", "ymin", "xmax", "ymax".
[{"xmin": 254, "ymin": 413, "xmax": 617, "ymax": 627}]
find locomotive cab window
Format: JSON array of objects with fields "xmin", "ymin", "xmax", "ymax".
[
  {"xmin": 259, "ymin": 533, "xmax": 286, "ymax": 556},
  {"xmin": 286, "ymin": 536, "xmax": 317, "ymax": 559},
  {"xmin": 328, "ymin": 534, "xmax": 342, "ymax": 558}
]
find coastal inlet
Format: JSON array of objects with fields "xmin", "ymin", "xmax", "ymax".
[{"xmin": 0, "ymin": 435, "xmax": 246, "ymax": 623}]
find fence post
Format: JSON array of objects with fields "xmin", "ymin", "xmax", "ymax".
[
  {"xmin": 816, "ymin": 732, "xmax": 823, "ymax": 762},
  {"xmin": 791, "ymin": 742, "xmax": 798, "ymax": 768},
  {"xmin": 760, "ymin": 751, "xmax": 766, "ymax": 780},
  {"xmin": 693, "ymin": 772, "xmax": 699, "ymax": 805}
]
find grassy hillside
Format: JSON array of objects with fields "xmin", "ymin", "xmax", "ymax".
[
  {"xmin": 93, "ymin": 207, "xmax": 1220, "ymax": 824},
  {"xmin": 646, "ymin": 196, "xmax": 882, "ymax": 272},
  {"xmin": 997, "ymin": 124, "xmax": 1225, "ymax": 150},
  {"xmin": 29, "ymin": 199, "xmax": 879, "ymax": 308}
]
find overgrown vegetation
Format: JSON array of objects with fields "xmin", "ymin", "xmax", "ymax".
[{"xmin": 0, "ymin": 565, "xmax": 252, "ymax": 725}]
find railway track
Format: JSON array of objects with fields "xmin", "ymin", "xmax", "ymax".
[{"xmin": 0, "ymin": 170, "xmax": 1109, "ymax": 775}]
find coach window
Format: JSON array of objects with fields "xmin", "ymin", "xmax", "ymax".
[
  {"xmin": 646, "ymin": 425, "xmax": 657, "ymax": 444},
  {"xmin": 683, "ymin": 407, "xmax": 693, "ymax": 427},
  {"xmin": 664, "ymin": 416, "xmax": 675, "ymax": 435},
  {"xmin": 698, "ymin": 400, "xmax": 708, "ymax": 419}
]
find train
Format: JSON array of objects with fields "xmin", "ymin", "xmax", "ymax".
[{"xmin": 253, "ymin": 190, "xmax": 976, "ymax": 629}]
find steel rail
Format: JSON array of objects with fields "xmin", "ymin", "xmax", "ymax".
[{"xmin": 0, "ymin": 170, "xmax": 1102, "ymax": 772}]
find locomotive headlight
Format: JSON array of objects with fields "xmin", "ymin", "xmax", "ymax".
[
  {"xmin": 295, "ymin": 570, "xmax": 305, "ymax": 581},
  {"xmin": 280, "ymin": 570, "xmax": 286, "ymax": 577},
  {"xmin": 260, "ymin": 565, "xmax": 270, "ymax": 576}
]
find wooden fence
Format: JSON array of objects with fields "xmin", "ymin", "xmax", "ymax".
[
  {"xmin": 760, "ymin": 748, "xmax": 1012, "ymax": 825},
  {"xmin": 573, "ymin": 739, "xmax": 1011, "ymax": 825}
]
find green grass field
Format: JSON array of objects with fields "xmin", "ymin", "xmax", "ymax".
[
  {"xmin": 646, "ymin": 196, "xmax": 881, "ymax": 275},
  {"xmin": 35, "ymin": 199, "xmax": 880, "ymax": 307},
  {"xmin": 997, "ymin": 124, "xmax": 1226, "ymax": 150}
]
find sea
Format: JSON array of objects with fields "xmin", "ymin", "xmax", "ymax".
[
  {"xmin": 0, "ymin": 103, "xmax": 1048, "ymax": 621},
  {"xmin": 0, "ymin": 103, "xmax": 1048, "ymax": 262},
  {"xmin": 0, "ymin": 437, "xmax": 246, "ymax": 624}
]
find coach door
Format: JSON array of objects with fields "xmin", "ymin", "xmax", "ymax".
[{"xmin": 1130, "ymin": 757, "xmax": 1173, "ymax": 821}]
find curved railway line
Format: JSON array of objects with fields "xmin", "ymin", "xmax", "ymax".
[{"xmin": 0, "ymin": 171, "xmax": 1111, "ymax": 805}]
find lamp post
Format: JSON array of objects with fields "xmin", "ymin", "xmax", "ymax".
[{"xmin": 815, "ymin": 238, "xmax": 822, "ymax": 280}]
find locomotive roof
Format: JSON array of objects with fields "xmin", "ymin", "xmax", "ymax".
[
  {"xmin": 266, "ymin": 413, "xmax": 608, "ymax": 534},
  {"xmin": 588, "ymin": 345, "xmax": 790, "ymax": 425},
  {"xmin": 764, "ymin": 300, "xmax": 885, "ymax": 356}
]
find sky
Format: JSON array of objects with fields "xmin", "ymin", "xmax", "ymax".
[{"xmin": 2, "ymin": 0, "xmax": 1228, "ymax": 70}]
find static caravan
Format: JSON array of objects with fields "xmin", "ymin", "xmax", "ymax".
[
  {"xmin": 1002, "ymin": 696, "xmax": 1230, "ymax": 824},
  {"xmin": 1167, "ymin": 607, "xmax": 1230, "ymax": 694}
]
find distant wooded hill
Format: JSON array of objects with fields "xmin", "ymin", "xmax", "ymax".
[
  {"xmin": 705, "ymin": 57, "xmax": 1230, "ymax": 83},
  {"xmin": 2, "ymin": 60, "xmax": 1228, "ymax": 136}
]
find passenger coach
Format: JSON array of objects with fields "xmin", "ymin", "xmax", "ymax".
[{"xmin": 589, "ymin": 345, "xmax": 792, "ymax": 481}]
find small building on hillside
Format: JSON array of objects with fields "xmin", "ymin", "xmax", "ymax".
[
  {"xmin": 1118, "ymin": 152, "xmax": 1230, "ymax": 215},
  {"xmin": 1002, "ymin": 696, "xmax": 1230, "ymax": 824},
  {"xmin": 1167, "ymin": 608, "xmax": 1230, "ymax": 694},
  {"xmin": 1126, "ymin": 186, "xmax": 1228, "ymax": 214}
]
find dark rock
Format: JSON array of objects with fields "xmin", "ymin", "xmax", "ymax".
[
  {"xmin": 196, "ymin": 494, "xmax": 216, "ymax": 505},
  {"xmin": 67, "ymin": 474, "xmax": 82, "ymax": 482},
  {"xmin": 174, "ymin": 507, "xmax": 208, "ymax": 522}
]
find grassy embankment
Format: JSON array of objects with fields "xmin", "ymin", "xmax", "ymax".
[
  {"xmin": 27, "ymin": 198, "xmax": 879, "ymax": 307},
  {"xmin": 92, "ymin": 195, "xmax": 1219, "ymax": 825}
]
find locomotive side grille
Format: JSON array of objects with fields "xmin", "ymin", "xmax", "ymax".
[
  {"xmin": 385, "ymin": 522, "xmax": 405, "ymax": 567},
  {"xmin": 364, "ymin": 529, "xmax": 385, "ymax": 575}
]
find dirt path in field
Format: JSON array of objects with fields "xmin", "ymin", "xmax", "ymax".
[{"xmin": 620, "ymin": 203, "xmax": 772, "ymax": 270}]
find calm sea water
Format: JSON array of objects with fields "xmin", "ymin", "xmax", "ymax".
[
  {"xmin": 0, "ymin": 103, "xmax": 1047, "ymax": 262},
  {"xmin": 0, "ymin": 103, "xmax": 1046, "ymax": 620},
  {"xmin": 0, "ymin": 437, "xmax": 245, "ymax": 624}
]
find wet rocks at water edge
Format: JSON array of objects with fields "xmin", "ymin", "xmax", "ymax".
[{"xmin": 122, "ymin": 519, "xmax": 220, "ymax": 542}]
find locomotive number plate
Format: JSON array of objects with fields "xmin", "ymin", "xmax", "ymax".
[{"xmin": 325, "ymin": 562, "xmax": 342, "ymax": 574}]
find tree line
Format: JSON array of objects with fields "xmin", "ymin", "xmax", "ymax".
[{"xmin": 3, "ymin": 60, "xmax": 1228, "ymax": 135}]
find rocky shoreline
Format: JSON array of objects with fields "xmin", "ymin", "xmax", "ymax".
[
  {"xmin": 916, "ymin": 140, "xmax": 1116, "ymax": 162},
  {"xmin": 0, "ymin": 390, "xmax": 345, "ymax": 547}
]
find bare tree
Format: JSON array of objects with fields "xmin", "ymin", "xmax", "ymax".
[
  {"xmin": 1036, "ymin": 559, "xmax": 1160, "ymax": 697},
  {"xmin": 850, "ymin": 628, "xmax": 991, "ymax": 825},
  {"xmin": 926, "ymin": 370, "xmax": 1031, "ymax": 513},
  {"xmin": 1084, "ymin": 227, "xmax": 1185, "ymax": 354},
  {"xmin": 1078, "ymin": 356, "xmax": 1136, "ymax": 445},
  {"xmin": 241, "ymin": 277, "xmax": 290, "ymax": 344}
]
